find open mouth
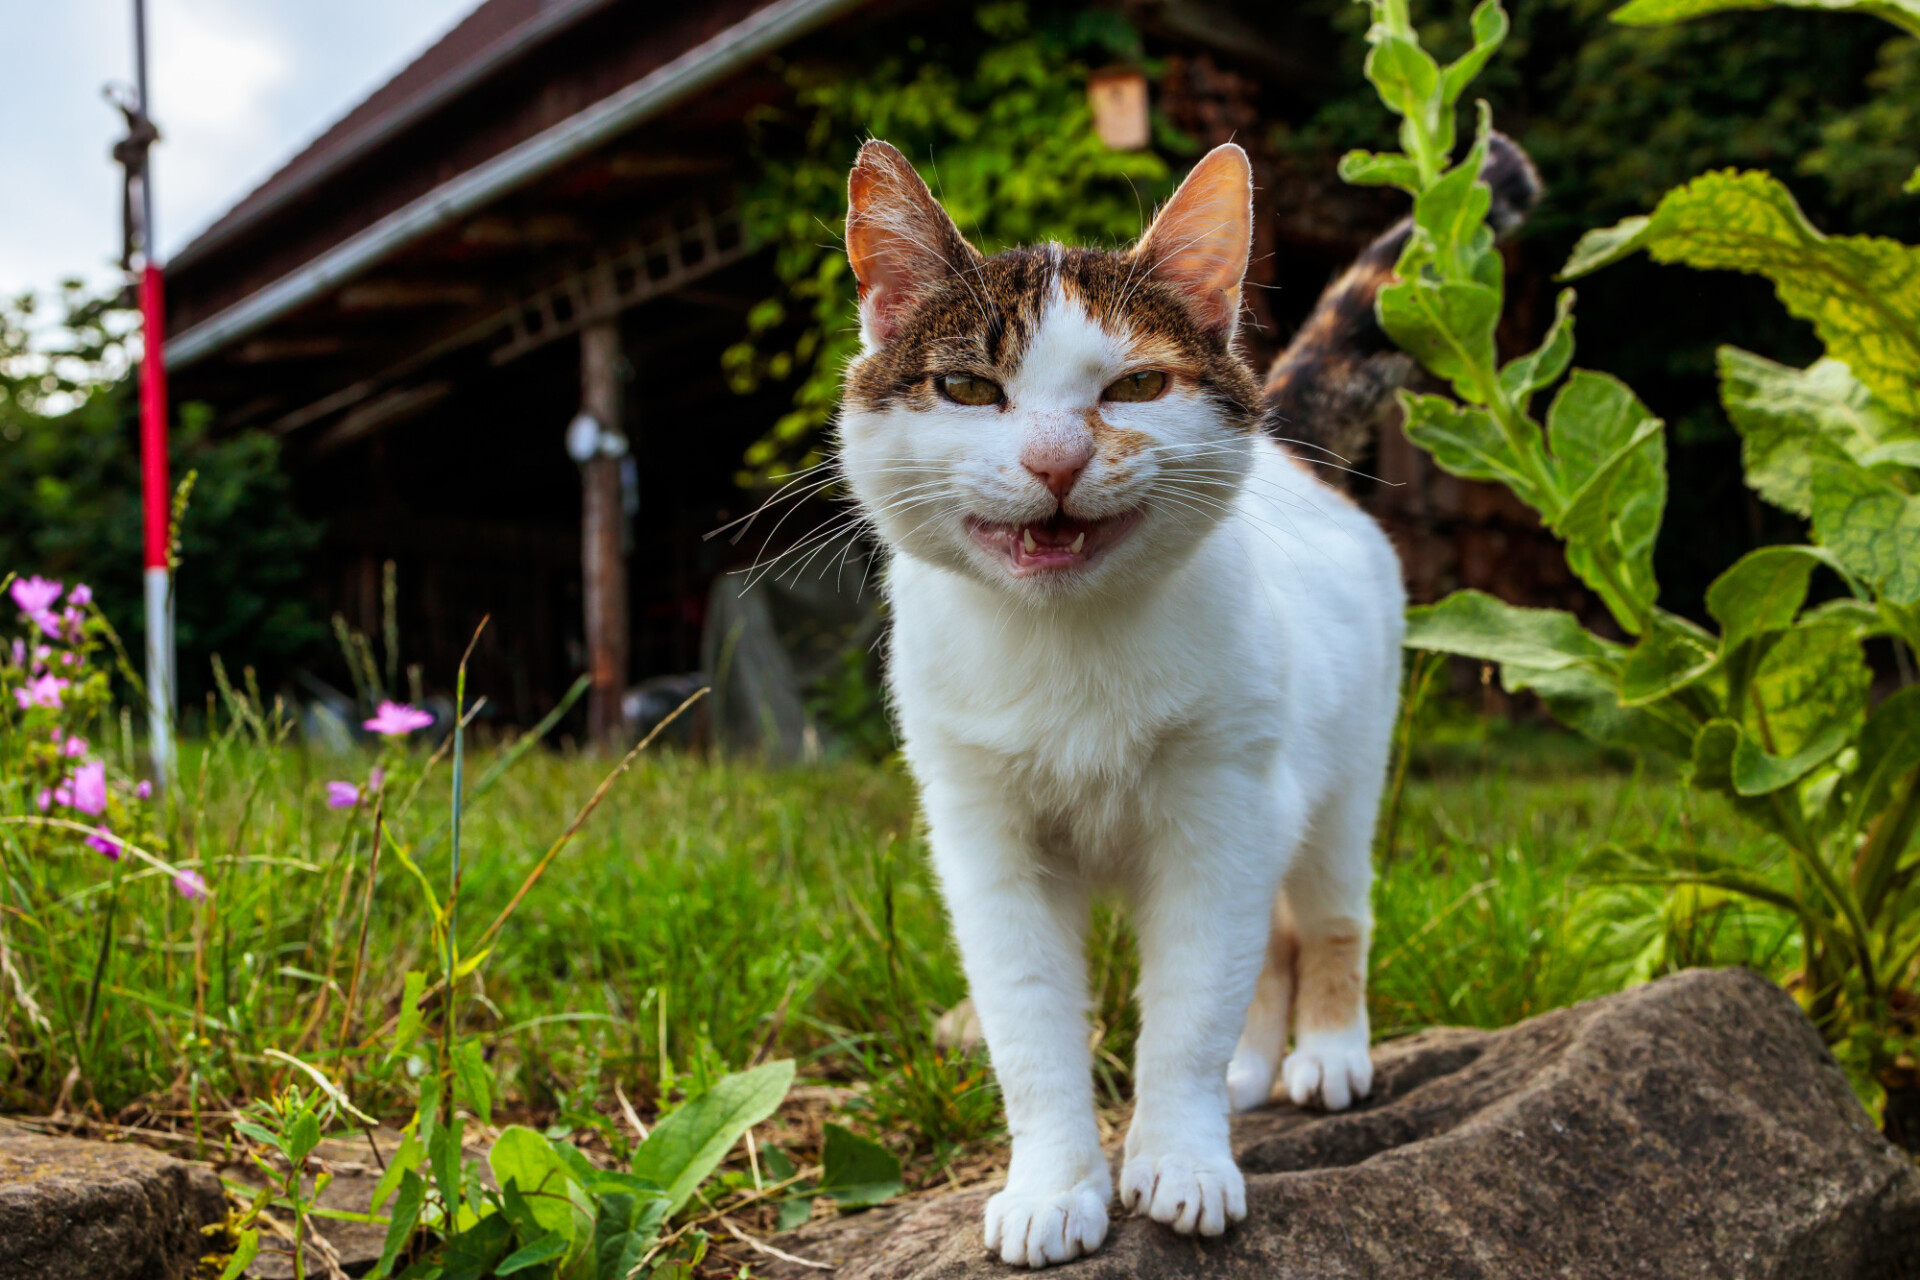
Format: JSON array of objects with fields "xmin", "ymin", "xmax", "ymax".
[{"xmin": 966, "ymin": 507, "xmax": 1143, "ymax": 576}]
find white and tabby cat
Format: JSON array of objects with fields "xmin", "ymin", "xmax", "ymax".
[{"xmin": 836, "ymin": 140, "xmax": 1405, "ymax": 1268}]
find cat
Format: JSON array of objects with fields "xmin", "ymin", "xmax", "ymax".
[{"xmin": 834, "ymin": 138, "xmax": 1466, "ymax": 1269}]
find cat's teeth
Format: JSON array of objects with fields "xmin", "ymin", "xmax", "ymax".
[
  {"xmin": 1070, "ymin": 532, "xmax": 1086, "ymax": 554},
  {"xmin": 1023, "ymin": 528, "xmax": 1037, "ymax": 553}
]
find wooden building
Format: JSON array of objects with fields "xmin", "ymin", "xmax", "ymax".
[{"xmin": 165, "ymin": 0, "xmax": 1571, "ymax": 742}]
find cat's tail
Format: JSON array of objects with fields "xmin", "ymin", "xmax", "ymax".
[{"xmin": 1261, "ymin": 132, "xmax": 1541, "ymax": 462}]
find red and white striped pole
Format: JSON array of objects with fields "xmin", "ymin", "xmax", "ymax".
[{"xmin": 132, "ymin": 0, "xmax": 174, "ymax": 785}]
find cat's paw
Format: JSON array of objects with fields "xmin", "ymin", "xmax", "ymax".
[
  {"xmin": 984, "ymin": 1175, "xmax": 1111, "ymax": 1269},
  {"xmin": 1118, "ymin": 1147, "xmax": 1247, "ymax": 1237},
  {"xmin": 1225, "ymin": 1047, "xmax": 1277, "ymax": 1113},
  {"xmin": 1281, "ymin": 1026, "xmax": 1373, "ymax": 1111}
]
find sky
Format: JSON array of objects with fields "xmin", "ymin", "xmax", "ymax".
[{"xmin": 1, "ymin": 0, "xmax": 479, "ymax": 306}]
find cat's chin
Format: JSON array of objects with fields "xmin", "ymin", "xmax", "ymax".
[{"xmin": 965, "ymin": 508, "xmax": 1145, "ymax": 579}]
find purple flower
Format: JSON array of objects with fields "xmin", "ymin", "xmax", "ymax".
[
  {"xmin": 67, "ymin": 585, "xmax": 91, "ymax": 606},
  {"xmin": 13, "ymin": 673, "xmax": 68, "ymax": 710},
  {"xmin": 70, "ymin": 762, "xmax": 107, "ymax": 817},
  {"xmin": 173, "ymin": 869, "xmax": 209, "ymax": 901},
  {"xmin": 8, "ymin": 639, "xmax": 22, "ymax": 667},
  {"xmin": 135, "ymin": 780, "xmax": 152, "ymax": 800},
  {"xmin": 325, "ymin": 781, "xmax": 361, "ymax": 809},
  {"xmin": 85, "ymin": 828, "xmax": 121, "ymax": 859},
  {"xmin": 9, "ymin": 577, "xmax": 61, "ymax": 616},
  {"xmin": 63, "ymin": 735, "xmax": 87, "ymax": 758},
  {"xmin": 363, "ymin": 701, "xmax": 434, "ymax": 737}
]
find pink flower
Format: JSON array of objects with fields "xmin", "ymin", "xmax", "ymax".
[
  {"xmin": 63, "ymin": 735, "xmax": 87, "ymax": 758},
  {"xmin": 67, "ymin": 585, "xmax": 91, "ymax": 606},
  {"xmin": 173, "ymin": 869, "xmax": 209, "ymax": 901},
  {"xmin": 35, "ymin": 789, "xmax": 52, "ymax": 812},
  {"xmin": 363, "ymin": 701, "xmax": 433, "ymax": 737},
  {"xmin": 70, "ymin": 762, "xmax": 107, "ymax": 816},
  {"xmin": 369, "ymin": 766, "xmax": 385, "ymax": 791},
  {"xmin": 8, "ymin": 639, "xmax": 22, "ymax": 667},
  {"xmin": 135, "ymin": 780, "xmax": 152, "ymax": 800},
  {"xmin": 9, "ymin": 577, "xmax": 61, "ymax": 615},
  {"xmin": 325, "ymin": 781, "xmax": 361, "ymax": 809},
  {"xmin": 85, "ymin": 828, "xmax": 121, "ymax": 859},
  {"xmin": 31, "ymin": 610, "xmax": 62, "ymax": 638},
  {"xmin": 13, "ymin": 673, "xmax": 68, "ymax": 710}
]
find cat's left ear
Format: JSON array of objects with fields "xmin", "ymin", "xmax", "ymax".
[
  {"xmin": 847, "ymin": 140, "xmax": 983, "ymax": 347},
  {"xmin": 1132, "ymin": 144, "xmax": 1253, "ymax": 338}
]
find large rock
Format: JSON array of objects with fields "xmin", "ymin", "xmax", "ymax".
[
  {"xmin": 0, "ymin": 1123, "xmax": 226, "ymax": 1280},
  {"xmin": 768, "ymin": 969, "xmax": 1920, "ymax": 1280}
]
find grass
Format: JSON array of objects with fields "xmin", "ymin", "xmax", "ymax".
[{"xmin": 0, "ymin": 687, "xmax": 1803, "ymax": 1191}]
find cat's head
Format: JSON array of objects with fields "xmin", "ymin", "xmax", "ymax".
[{"xmin": 836, "ymin": 140, "xmax": 1263, "ymax": 602}]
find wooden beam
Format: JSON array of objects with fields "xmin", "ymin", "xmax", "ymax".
[{"xmin": 579, "ymin": 320, "xmax": 629, "ymax": 744}]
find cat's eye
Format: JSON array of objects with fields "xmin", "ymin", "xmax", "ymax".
[
  {"xmin": 1103, "ymin": 370, "xmax": 1169, "ymax": 402},
  {"xmin": 938, "ymin": 374, "xmax": 1004, "ymax": 406}
]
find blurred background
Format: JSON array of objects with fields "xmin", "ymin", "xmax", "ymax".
[{"xmin": 2, "ymin": 0, "xmax": 1912, "ymax": 755}]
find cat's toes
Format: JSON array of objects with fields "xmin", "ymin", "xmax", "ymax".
[
  {"xmin": 984, "ymin": 1177, "xmax": 1110, "ymax": 1269},
  {"xmin": 1282, "ymin": 1026, "xmax": 1373, "ymax": 1111},
  {"xmin": 1225, "ymin": 1048, "xmax": 1276, "ymax": 1113},
  {"xmin": 1119, "ymin": 1149, "xmax": 1247, "ymax": 1237}
]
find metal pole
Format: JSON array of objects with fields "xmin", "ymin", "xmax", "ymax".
[{"xmin": 132, "ymin": 0, "xmax": 174, "ymax": 787}]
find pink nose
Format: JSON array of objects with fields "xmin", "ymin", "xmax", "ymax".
[{"xmin": 1022, "ymin": 439, "xmax": 1094, "ymax": 500}]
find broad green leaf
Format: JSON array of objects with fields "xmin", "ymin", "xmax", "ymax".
[
  {"xmin": 287, "ymin": 1111, "xmax": 322, "ymax": 1166},
  {"xmin": 490, "ymin": 1126, "xmax": 580, "ymax": 1241},
  {"xmin": 1731, "ymin": 721, "xmax": 1849, "ymax": 795},
  {"xmin": 1404, "ymin": 590, "xmax": 1622, "ymax": 671},
  {"xmin": 1690, "ymin": 719, "xmax": 1742, "ymax": 794},
  {"xmin": 1610, "ymin": 0, "xmax": 1920, "ymax": 38},
  {"xmin": 496, "ymin": 1231, "xmax": 570, "ymax": 1276},
  {"xmin": 369, "ymin": 1132, "xmax": 424, "ymax": 1214},
  {"xmin": 592, "ymin": 1192, "xmax": 672, "ymax": 1280},
  {"xmin": 630, "ymin": 1059, "xmax": 795, "ymax": 1215},
  {"xmin": 1705, "ymin": 545, "xmax": 1839, "ymax": 649},
  {"xmin": 1337, "ymin": 150, "xmax": 1421, "ymax": 193},
  {"xmin": 1399, "ymin": 393, "xmax": 1544, "ymax": 504},
  {"xmin": 233, "ymin": 1120, "xmax": 284, "ymax": 1155},
  {"xmin": 369, "ymin": 1170, "xmax": 426, "ymax": 1280},
  {"xmin": 1499, "ymin": 288, "xmax": 1576, "ymax": 410},
  {"xmin": 1744, "ymin": 618, "xmax": 1872, "ymax": 762},
  {"xmin": 1548, "ymin": 372, "xmax": 1666, "ymax": 630},
  {"xmin": 216, "ymin": 1230, "xmax": 260, "ymax": 1280},
  {"xmin": 1576, "ymin": 841, "xmax": 1818, "ymax": 927},
  {"xmin": 452, "ymin": 1039, "xmax": 492, "ymax": 1127},
  {"xmin": 1365, "ymin": 34, "xmax": 1441, "ymax": 126},
  {"xmin": 1562, "ymin": 171, "xmax": 1920, "ymax": 417},
  {"xmin": 1619, "ymin": 612, "xmax": 1717, "ymax": 704},
  {"xmin": 1412, "ymin": 139, "xmax": 1494, "ymax": 272},
  {"xmin": 816, "ymin": 1125, "xmax": 903, "ymax": 1208},
  {"xmin": 438, "ymin": 1212, "xmax": 513, "ymax": 1280},
  {"xmin": 1718, "ymin": 348, "xmax": 1914, "ymax": 518},
  {"xmin": 429, "ymin": 1115, "xmax": 466, "ymax": 1221},
  {"xmin": 1811, "ymin": 457, "xmax": 1920, "ymax": 604},
  {"xmin": 390, "ymin": 971, "xmax": 428, "ymax": 1063},
  {"xmin": 1504, "ymin": 659, "xmax": 1697, "ymax": 760},
  {"xmin": 1377, "ymin": 277, "xmax": 1502, "ymax": 404},
  {"xmin": 1441, "ymin": 0, "xmax": 1510, "ymax": 104},
  {"xmin": 1862, "ymin": 440, "xmax": 1920, "ymax": 470}
]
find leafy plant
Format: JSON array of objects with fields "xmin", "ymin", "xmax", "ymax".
[{"xmin": 1349, "ymin": 0, "xmax": 1920, "ymax": 1137}]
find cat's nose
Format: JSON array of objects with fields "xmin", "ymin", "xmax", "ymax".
[{"xmin": 1021, "ymin": 438, "xmax": 1094, "ymax": 499}]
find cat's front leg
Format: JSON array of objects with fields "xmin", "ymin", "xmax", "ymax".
[
  {"xmin": 925, "ymin": 783, "xmax": 1110, "ymax": 1269},
  {"xmin": 1121, "ymin": 802, "xmax": 1282, "ymax": 1237}
]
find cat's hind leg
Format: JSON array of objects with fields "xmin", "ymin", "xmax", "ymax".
[
  {"xmin": 1225, "ymin": 892, "xmax": 1295, "ymax": 1112},
  {"xmin": 1278, "ymin": 789, "xmax": 1377, "ymax": 1111}
]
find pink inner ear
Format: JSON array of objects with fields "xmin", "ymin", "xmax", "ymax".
[
  {"xmin": 846, "ymin": 143, "xmax": 976, "ymax": 344},
  {"xmin": 1136, "ymin": 146, "xmax": 1252, "ymax": 335}
]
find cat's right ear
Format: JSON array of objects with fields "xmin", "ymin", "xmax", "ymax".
[{"xmin": 847, "ymin": 141, "xmax": 980, "ymax": 347}]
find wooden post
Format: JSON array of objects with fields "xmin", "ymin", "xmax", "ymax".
[{"xmin": 579, "ymin": 321, "xmax": 628, "ymax": 744}]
